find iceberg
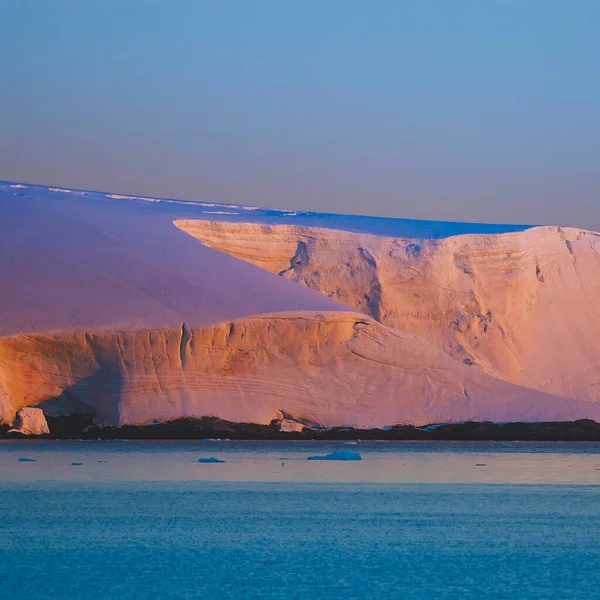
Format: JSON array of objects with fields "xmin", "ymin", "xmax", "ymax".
[
  {"xmin": 8, "ymin": 407, "xmax": 50, "ymax": 436},
  {"xmin": 307, "ymin": 451, "xmax": 362, "ymax": 461}
]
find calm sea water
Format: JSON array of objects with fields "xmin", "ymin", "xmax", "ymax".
[{"xmin": 1, "ymin": 441, "xmax": 600, "ymax": 599}]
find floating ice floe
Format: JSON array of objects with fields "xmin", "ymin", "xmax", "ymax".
[
  {"xmin": 48, "ymin": 188, "xmax": 72, "ymax": 193},
  {"xmin": 307, "ymin": 451, "xmax": 362, "ymax": 461},
  {"xmin": 198, "ymin": 457, "xmax": 225, "ymax": 463}
]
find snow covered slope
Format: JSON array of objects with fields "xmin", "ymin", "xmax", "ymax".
[
  {"xmin": 1, "ymin": 182, "xmax": 598, "ymax": 428},
  {"xmin": 0, "ymin": 183, "xmax": 347, "ymax": 337}
]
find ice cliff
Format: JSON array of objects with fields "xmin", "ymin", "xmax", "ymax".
[{"xmin": 1, "ymin": 182, "xmax": 599, "ymax": 429}]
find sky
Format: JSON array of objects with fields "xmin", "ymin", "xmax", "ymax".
[{"xmin": 1, "ymin": 0, "xmax": 599, "ymax": 230}]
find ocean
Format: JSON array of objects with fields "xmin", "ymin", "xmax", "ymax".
[{"xmin": 1, "ymin": 440, "xmax": 599, "ymax": 599}]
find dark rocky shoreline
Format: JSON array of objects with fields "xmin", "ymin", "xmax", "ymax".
[{"xmin": 2, "ymin": 416, "xmax": 600, "ymax": 441}]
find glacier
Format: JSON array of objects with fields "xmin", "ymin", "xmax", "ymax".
[{"xmin": 1, "ymin": 181, "xmax": 599, "ymax": 432}]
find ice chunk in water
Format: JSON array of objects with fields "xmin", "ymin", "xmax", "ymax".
[{"xmin": 307, "ymin": 451, "xmax": 362, "ymax": 461}]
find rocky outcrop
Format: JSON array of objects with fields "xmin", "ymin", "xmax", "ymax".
[
  {"xmin": 177, "ymin": 221, "xmax": 600, "ymax": 404},
  {"xmin": 8, "ymin": 407, "xmax": 50, "ymax": 435},
  {"xmin": 7, "ymin": 416, "xmax": 600, "ymax": 441}
]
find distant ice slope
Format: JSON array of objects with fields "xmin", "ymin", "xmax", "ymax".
[
  {"xmin": 0, "ymin": 182, "xmax": 597, "ymax": 428},
  {"xmin": 1, "ymin": 181, "xmax": 532, "ymax": 239}
]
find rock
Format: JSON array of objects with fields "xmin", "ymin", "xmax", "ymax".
[{"xmin": 9, "ymin": 407, "xmax": 50, "ymax": 436}]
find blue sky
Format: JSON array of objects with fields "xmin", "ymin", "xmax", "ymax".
[{"xmin": 2, "ymin": 0, "xmax": 599, "ymax": 229}]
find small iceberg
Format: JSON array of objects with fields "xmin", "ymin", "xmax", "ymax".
[
  {"xmin": 307, "ymin": 451, "xmax": 362, "ymax": 461},
  {"xmin": 18, "ymin": 457, "xmax": 36, "ymax": 462},
  {"xmin": 198, "ymin": 457, "xmax": 225, "ymax": 463}
]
